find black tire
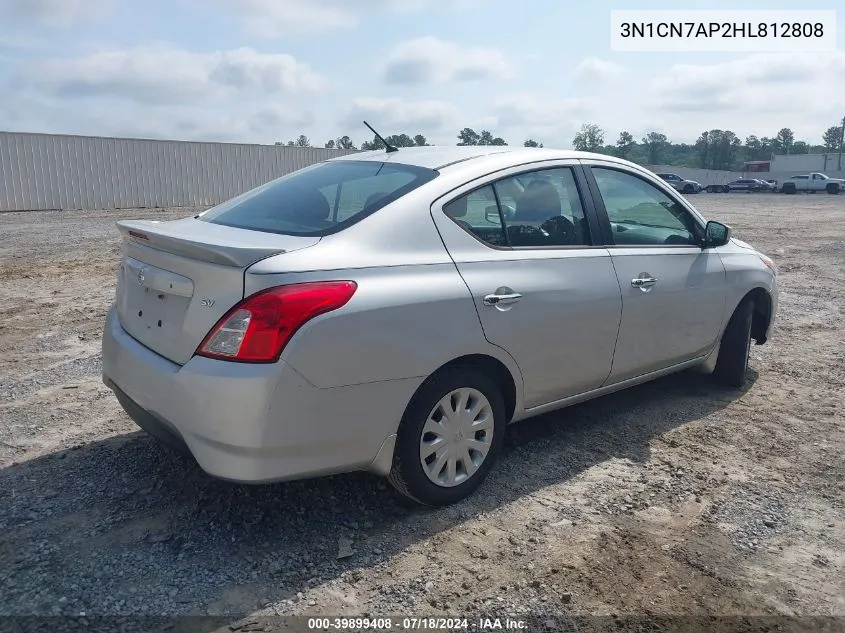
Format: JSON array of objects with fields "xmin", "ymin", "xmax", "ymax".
[
  {"xmin": 826, "ymin": 183, "xmax": 840, "ymax": 194},
  {"xmin": 706, "ymin": 185, "xmax": 715, "ymax": 193},
  {"xmin": 782, "ymin": 183, "xmax": 796, "ymax": 194},
  {"xmin": 713, "ymin": 298, "xmax": 754, "ymax": 388},
  {"xmin": 722, "ymin": 185, "xmax": 731, "ymax": 193},
  {"xmin": 387, "ymin": 365, "xmax": 506, "ymax": 506},
  {"xmin": 683, "ymin": 184, "xmax": 694, "ymax": 194}
]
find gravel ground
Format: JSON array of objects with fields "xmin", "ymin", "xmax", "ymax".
[{"xmin": 0, "ymin": 195, "xmax": 843, "ymax": 632}]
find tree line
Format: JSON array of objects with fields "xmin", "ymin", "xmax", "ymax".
[
  {"xmin": 275, "ymin": 128, "xmax": 509, "ymax": 150},
  {"xmin": 276, "ymin": 120, "xmax": 845, "ymax": 171},
  {"xmin": 571, "ymin": 122, "xmax": 845, "ymax": 170}
]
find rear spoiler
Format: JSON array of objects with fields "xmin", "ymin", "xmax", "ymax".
[{"xmin": 115, "ymin": 218, "xmax": 314, "ymax": 268}]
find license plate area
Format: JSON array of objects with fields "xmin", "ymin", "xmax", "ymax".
[
  {"xmin": 119, "ymin": 257, "xmax": 194, "ymax": 342},
  {"xmin": 131, "ymin": 286, "xmax": 178, "ymax": 331}
]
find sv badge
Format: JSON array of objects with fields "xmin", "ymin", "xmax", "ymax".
[{"xmin": 200, "ymin": 298, "xmax": 216, "ymax": 307}]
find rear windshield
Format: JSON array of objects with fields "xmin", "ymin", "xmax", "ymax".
[{"xmin": 199, "ymin": 160, "xmax": 438, "ymax": 236}]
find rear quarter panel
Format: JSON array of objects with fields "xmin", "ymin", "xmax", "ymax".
[
  {"xmin": 242, "ymin": 176, "xmax": 527, "ymax": 396},
  {"xmin": 243, "ymin": 264, "xmax": 525, "ymax": 398}
]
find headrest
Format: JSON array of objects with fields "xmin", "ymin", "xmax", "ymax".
[
  {"xmin": 289, "ymin": 189, "xmax": 330, "ymax": 224},
  {"xmin": 364, "ymin": 192, "xmax": 388, "ymax": 208},
  {"xmin": 516, "ymin": 180, "xmax": 561, "ymax": 221}
]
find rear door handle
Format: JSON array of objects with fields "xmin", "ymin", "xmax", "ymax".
[
  {"xmin": 631, "ymin": 277, "xmax": 657, "ymax": 288},
  {"xmin": 483, "ymin": 292, "xmax": 522, "ymax": 306}
]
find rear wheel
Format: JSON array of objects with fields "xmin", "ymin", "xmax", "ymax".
[
  {"xmin": 388, "ymin": 366, "xmax": 506, "ymax": 506},
  {"xmin": 713, "ymin": 298, "xmax": 754, "ymax": 388},
  {"xmin": 782, "ymin": 183, "xmax": 796, "ymax": 194}
]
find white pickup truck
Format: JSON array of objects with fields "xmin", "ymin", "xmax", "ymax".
[{"xmin": 780, "ymin": 172, "xmax": 844, "ymax": 194}]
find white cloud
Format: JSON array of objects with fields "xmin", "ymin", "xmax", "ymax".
[
  {"xmin": 0, "ymin": 94, "xmax": 317, "ymax": 144},
  {"xmin": 651, "ymin": 52, "xmax": 845, "ymax": 113},
  {"xmin": 15, "ymin": 46, "xmax": 326, "ymax": 105},
  {"xmin": 647, "ymin": 51, "xmax": 845, "ymax": 141},
  {"xmin": 574, "ymin": 57, "xmax": 624, "ymax": 83},
  {"xmin": 4, "ymin": 45, "xmax": 325, "ymax": 144},
  {"xmin": 1, "ymin": 0, "xmax": 114, "ymax": 27},
  {"xmin": 475, "ymin": 95, "xmax": 594, "ymax": 148},
  {"xmin": 343, "ymin": 98, "xmax": 458, "ymax": 132},
  {"xmin": 218, "ymin": 0, "xmax": 468, "ymax": 36},
  {"xmin": 491, "ymin": 95, "xmax": 592, "ymax": 128},
  {"xmin": 0, "ymin": 35, "xmax": 48, "ymax": 50},
  {"xmin": 383, "ymin": 37, "xmax": 514, "ymax": 84}
]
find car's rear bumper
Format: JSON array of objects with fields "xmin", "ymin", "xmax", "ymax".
[{"xmin": 102, "ymin": 307, "xmax": 418, "ymax": 483}]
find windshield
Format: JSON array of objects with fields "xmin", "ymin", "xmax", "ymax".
[{"xmin": 199, "ymin": 160, "xmax": 438, "ymax": 236}]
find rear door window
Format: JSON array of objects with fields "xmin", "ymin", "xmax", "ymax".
[
  {"xmin": 200, "ymin": 161, "xmax": 438, "ymax": 236},
  {"xmin": 443, "ymin": 167, "xmax": 592, "ymax": 248}
]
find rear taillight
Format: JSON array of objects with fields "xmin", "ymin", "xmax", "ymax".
[{"xmin": 195, "ymin": 281, "xmax": 357, "ymax": 363}]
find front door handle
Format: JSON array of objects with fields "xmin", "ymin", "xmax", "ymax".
[
  {"xmin": 631, "ymin": 276, "xmax": 657, "ymax": 288},
  {"xmin": 483, "ymin": 292, "xmax": 522, "ymax": 306}
]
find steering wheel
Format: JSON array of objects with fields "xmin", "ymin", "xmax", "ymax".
[{"xmin": 540, "ymin": 215, "xmax": 577, "ymax": 244}]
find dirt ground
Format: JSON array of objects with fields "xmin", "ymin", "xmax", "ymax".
[{"xmin": 0, "ymin": 194, "xmax": 843, "ymax": 632}]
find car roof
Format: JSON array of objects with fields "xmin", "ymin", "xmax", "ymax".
[{"xmin": 326, "ymin": 145, "xmax": 626, "ymax": 171}]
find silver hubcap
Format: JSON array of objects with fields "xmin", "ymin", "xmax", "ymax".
[{"xmin": 419, "ymin": 387, "xmax": 494, "ymax": 488}]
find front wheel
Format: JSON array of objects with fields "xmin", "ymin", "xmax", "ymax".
[
  {"xmin": 713, "ymin": 299, "xmax": 754, "ymax": 388},
  {"xmin": 388, "ymin": 366, "xmax": 506, "ymax": 506},
  {"xmin": 826, "ymin": 183, "xmax": 840, "ymax": 194}
]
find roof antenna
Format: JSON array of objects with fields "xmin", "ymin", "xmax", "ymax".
[{"xmin": 363, "ymin": 120, "xmax": 398, "ymax": 153}]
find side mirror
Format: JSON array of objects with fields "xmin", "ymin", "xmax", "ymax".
[{"xmin": 703, "ymin": 220, "xmax": 731, "ymax": 248}]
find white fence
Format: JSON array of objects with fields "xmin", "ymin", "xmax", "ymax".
[
  {"xmin": 4, "ymin": 133, "xmax": 844, "ymax": 212},
  {"xmin": 0, "ymin": 132, "xmax": 356, "ymax": 212}
]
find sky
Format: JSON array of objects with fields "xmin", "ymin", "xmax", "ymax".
[{"xmin": 1, "ymin": 0, "xmax": 844, "ymax": 149}]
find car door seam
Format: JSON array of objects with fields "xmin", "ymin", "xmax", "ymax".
[
  {"xmin": 427, "ymin": 200, "xmax": 528, "ymax": 390},
  {"xmin": 601, "ymin": 252, "xmax": 625, "ymax": 388}
]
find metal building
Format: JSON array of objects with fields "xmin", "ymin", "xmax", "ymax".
[
  {"xmin": 769, "ymin": 152, "xmax": 845, "ymax": 173},
  {"xmin": 0, "ymin": 131, "xmax": 357, "ymax": 212}
]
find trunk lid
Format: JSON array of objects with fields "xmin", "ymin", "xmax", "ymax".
[{"xmin": 114, "ymin": 217, "xmax": 320, "ymax": 365}]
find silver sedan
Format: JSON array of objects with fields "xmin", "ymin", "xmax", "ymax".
[{"xmin": 102, "ymin": 146, "xmax": 778, "ymax": 506}]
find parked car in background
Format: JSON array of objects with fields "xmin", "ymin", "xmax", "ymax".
[
  {"xmin": 780, "ymin": 173, "xmax": 844, "ymax": 194},
  {"xmin": 102, "ymin": 146, "xmax": 778, "ymax": 506},
  {"xmin": 763, "ymin": 179, "xmax": 779, "ymax": 192},
  {"xmin": 726, "ymin": 178, "xmax": 764, "ymax": 192},
  {"xmin": 754, "ymin": 179, "xmax": 776, "ymax": 192},
  {"xmin": 656, "ymin": 172, "xmax": 703, "ymax": 194}
]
